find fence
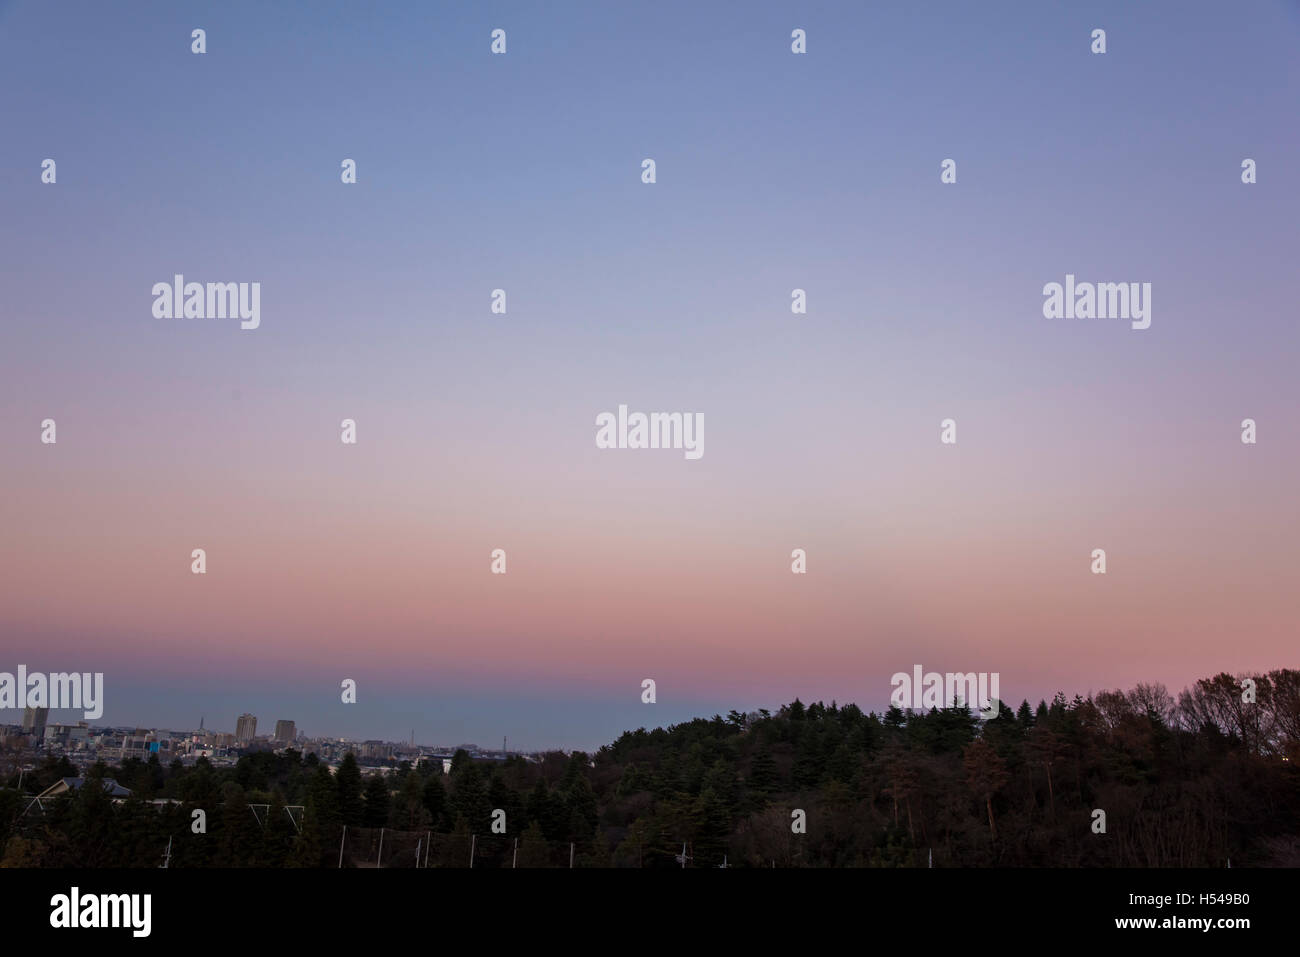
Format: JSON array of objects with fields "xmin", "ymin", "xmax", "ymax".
[{"xmin": 336, "ymin": 826, "xmax": 625, "ymax": 868}]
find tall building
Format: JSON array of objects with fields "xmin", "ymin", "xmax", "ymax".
[
  {"xmin": 22, "ymin": 707, "xmax": 49, "ymax": 736},
  {"xmin": 273, "ymin": 720, "xmax": 296, "ymax": 744},
  {"xmin": 235, "ymin": 713, "xmax": 257, "ymax": 744}
]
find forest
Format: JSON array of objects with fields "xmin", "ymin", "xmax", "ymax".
[{"xmin": 2, "ymin": 670, "xmax": 1297, "ymax": 868}]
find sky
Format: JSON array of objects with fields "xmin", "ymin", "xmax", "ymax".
[{"xmin": 1, "ymin": 1, "xmax": 1298, "ymax": 750}]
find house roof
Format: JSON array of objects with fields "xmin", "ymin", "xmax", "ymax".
[{"xmin": 36, "ymin": 776, "xmax": 133, "ymax": 799}]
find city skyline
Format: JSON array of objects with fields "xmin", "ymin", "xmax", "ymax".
[{"xmin": 0, "ymin": 666, "xmax": 1285, "ymax": 754}]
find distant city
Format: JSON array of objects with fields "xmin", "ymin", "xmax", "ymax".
[{"xmin": 3, "ymin": 706, "xmax": 536, "ymax": 778}]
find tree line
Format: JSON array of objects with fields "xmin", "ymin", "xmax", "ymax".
[{"xmin": 2, "ymin": 669, "xmax": 1297, "ymax": 867}]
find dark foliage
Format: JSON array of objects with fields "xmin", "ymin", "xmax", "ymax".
[{"xmin": 3, "ymin": 670, "xmax": 1298, "ymax": 867}]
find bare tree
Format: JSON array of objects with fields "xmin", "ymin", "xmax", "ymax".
[
  {"xmin": 1176, "ymin": 672, "xmax": 1270, "ymax": 752},
  {"xmin": 1128, "ymin": 682, "xmax": 1177, "ymax": 727}
]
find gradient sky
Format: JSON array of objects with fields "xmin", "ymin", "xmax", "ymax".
[{"xmin": 2, "ymin": 1, "xmax": 1298, "ymax": 750}]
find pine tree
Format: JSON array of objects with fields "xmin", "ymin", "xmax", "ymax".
[
  {"xmin": 1016, "ymin": 700, "xmax": 1035, "ymax": 730},
  {"xmin": 296, "ymin": 764, "xmax": 340, "ymax": 866},
  {"xmin": 883, "ymin": 705, "xmax": 908, "ymax": 731},
  {"xmin": 579, "ymin": 824, "xmax": 613, "ymax": 867},
  {"xmin": 363, "ymin": 774, "xmax": 391, "ymax": 828},
  {"xmin": 748, "ymin": 745, "xmax": 778, "ymax": 797},
  {"xmin": 517, "ymin": 820, "xmax": 549, "ymax": 868},
  {"xmin": 70, "ymin": 766, "xmax": 119, "ymax": 866},
  {"xmin": 290, "ymin": 794, "xmax": 323, "ymax": 868},
  {"xmin": 449, "ymin": 749, "xmax": 471, "ymax": 776},
  {"xmin": 336, "ymin": 753, "xmax": 364, "ymax": 827},
  {"xmin": 450, "ymin": 762, "xmax": 490, "ymax": 832},
  {"xmin": 262, "ymin": 789, "xmax": 295, "ymax": 866},
  {"xmin": 395, "ymin": 769, "xmax": 426, "ymax": 829},
  {"xmin": 423, "ymin": 774, "xmax": 447, "ymax": 829},
  {"xmin": 217, "ymin": 781, "xmax": 259, "ymax": 866}
]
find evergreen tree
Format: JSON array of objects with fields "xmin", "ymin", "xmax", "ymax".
[
  {"xmin": 336, "ymin": 753, "xmax": 364, "ymax": 827},
  {"xmin": 883, "ymin": 705, "xmax": 908, "ymax": 731},
  {"xmin": 217, "ymin": 782, "xmax": 259, "ymax": 866},
  {"xmin": 578, "ymin": 823, "xmax": 613, "ymax": 868},
  {"xmin": 517, "ymin": 820, "xmax": 549, "ymax": 867},
  {"xmin": 261, "ymin": 789, "xmax": 295, "ymax": 866},
  {"xmin": 394, "ymin": 769, "xmax": 426, "ymax": 829},
  {"xmin": 1016, "ymin": 700, "xmax": 1035, "ymax": 730},
  {"xmin": 748, "ymin": 745, "xmax": 779, "ymax": 797},
  {"xmin": 293, "ymin": 765, "xmax": 340, "ymax": 867},
  {"xmin": 363, "ymin": 774, "xmax": 391, "ymax": 827},
  {"xmin": 423, "ymin": 774, "xmax": 447, "ymax": 828},
  {"xmin": 449, "ymin": 749, "xmax": 471, "ymax": 776},
  {"xmin": 71, "ymin": 767, "xmax": 119, "ymax": 867},
  {"xmin": 450, "ymin": 762, "xmax": 490, "ymax": 832}
]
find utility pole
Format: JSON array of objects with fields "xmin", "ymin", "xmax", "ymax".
[
  {"xmin": 377, "ymin": 827, "xmax": 385, "ymax": 868},
  {"xmin": 338, "ymin": 825, "xmax": 347, "ymax": 868},
  {"xmin": 513, "ymin": 838, "xmax": 518, "ymax": 869},
  {"xmin": 160, "ymin": 836, "xmax": 172, "ymax": 869},
  {"xmin": 470, "ymin": 833, "xmax": 476, "ymax": 868},
  {"xmin": 570, "ymin": 842, "xmax": 575, "ymax": 868}
]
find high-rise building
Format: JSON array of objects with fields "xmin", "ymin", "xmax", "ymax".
[
  {"xmin": 22, "ymin": 707, "xmax": 49, "ymax": 736},
  {"xmin": 235, "ymin": 713, "xmax": 257, "ymax": 744},
  {"xmin": 273, "ymin": 720, "xmax": 296, "ymax": 744}
]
